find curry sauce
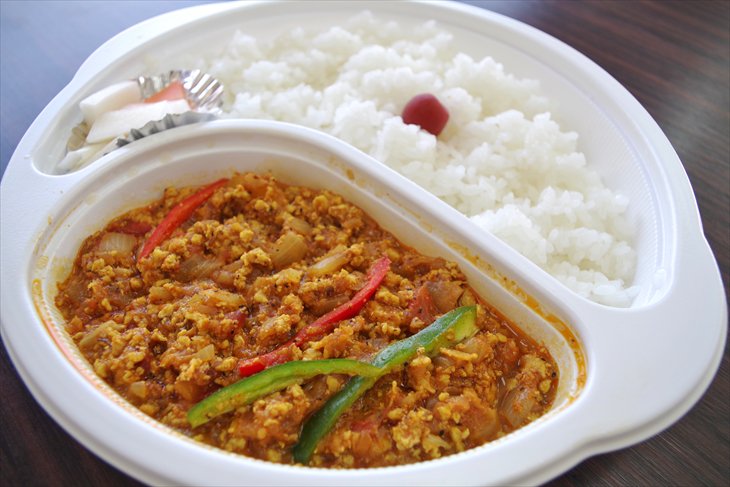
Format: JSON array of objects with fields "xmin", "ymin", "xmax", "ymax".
[{"xmin": 55, "ymin": 172, "xmax": 557, "ymax": 468}]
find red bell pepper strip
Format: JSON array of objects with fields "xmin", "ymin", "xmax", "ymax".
[
  {"xmin": 237, "ymin": 339, "xmax": 295, "ymax": 377},
  {"xmin": 238, "ymin": 256, "xmax": 391, "ymax": 377},
  {"xmin": 294, "ymin": 256, "xmax": 391, "ymax": 344},
  {"xmin": 139, "ymin": 178, "xmax": 229, "ymax": 260}
]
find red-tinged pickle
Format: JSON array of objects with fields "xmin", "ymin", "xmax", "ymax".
[
  {"xmin": 402, "ymin": 93, "xmax": 449, "ymax": 136},
  {"xmin": 144, "ymin": 80, "xmax": 187, "ymax": 104}
]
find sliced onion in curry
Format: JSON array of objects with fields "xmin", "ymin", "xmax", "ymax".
[
  {"xmin": 271, "ymin": 231, "xmax": 308, "ymax": 268},
  {"xmin": 176, "ymin": 253, "xmax": 222, "ymax": 281},
  {"xmin": 288, "ymin": 216, "xmax": 313, "ymax": 235},
  {"xmin": 307, "ymin": 249, "xmax": 348, "ymax": 276},
  {"xmin": 97, "ymin": 231, "xmax": 137, "ymax": 255}
]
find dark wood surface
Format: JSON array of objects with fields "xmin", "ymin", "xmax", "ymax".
[{"xmin": 1, "ymin": 1, "xmax": 728, "ymax": 485}]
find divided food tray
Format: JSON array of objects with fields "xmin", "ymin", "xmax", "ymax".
[{"xmin": 1, "ymin": 2, "xmax": 725, "ymax": 485}]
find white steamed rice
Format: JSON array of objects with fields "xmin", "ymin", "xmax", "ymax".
[{"xmin": 170, "ymin": 12, "xmax": 638, "ymax": 307}]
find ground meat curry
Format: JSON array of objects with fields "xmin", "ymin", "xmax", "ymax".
[{"xmin": 55, "ymin": 172, "xmax": 557, "ymax": 468}]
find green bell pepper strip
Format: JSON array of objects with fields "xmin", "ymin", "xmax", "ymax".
[
  {"xmin": 292, "ymin": 305, "xmax": 478, "ymax": 464},
  {"xmin": 187, "ymin": 359, "xmax": 383, "ymax": 428}
]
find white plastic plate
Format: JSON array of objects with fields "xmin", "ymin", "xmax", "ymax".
[{"xmin": 0, "ymin": 1, "xmax": 725, "ymax": 486}]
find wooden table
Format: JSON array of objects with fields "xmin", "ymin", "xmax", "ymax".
[{"xmin": 1, "ymin": 1, "xmax": 728, "ymax": 485}]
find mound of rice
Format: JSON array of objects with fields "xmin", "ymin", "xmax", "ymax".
[{"xmin": 176, "ymin": 12, "xmax": 638, "ymax": 307}]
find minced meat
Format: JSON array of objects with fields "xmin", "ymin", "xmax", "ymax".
[{"xmin": 55, "ymin": 172, "xmax": 557, "ymax": 468}]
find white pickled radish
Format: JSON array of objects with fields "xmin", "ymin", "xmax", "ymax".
[
  {"xmin": 57, "ymin": 142, "xmax": 106, "ymax": 172},
  {"xmin": 79, "ymin": 81, "xmax": 141, "ymax": 125},
  {"xmin": 86, "ymin": 100, "xmax": 190, "ymax": 144}
]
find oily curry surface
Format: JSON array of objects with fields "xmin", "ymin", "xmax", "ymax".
[{"xmin": 55, "ymin": 172, "xmax": 557, "ymax": 468}]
